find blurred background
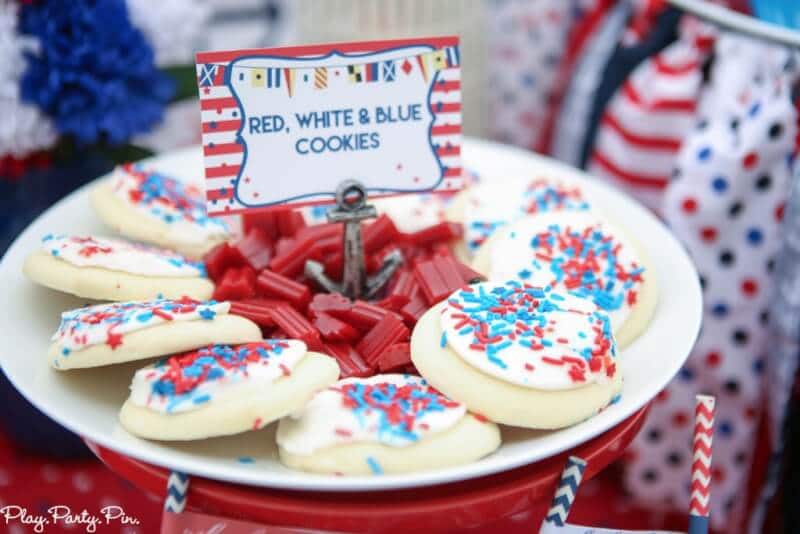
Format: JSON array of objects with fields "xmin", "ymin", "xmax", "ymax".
[{"xmin": 2, "ymin": 0, "xmax": 800, "ymax": 532}]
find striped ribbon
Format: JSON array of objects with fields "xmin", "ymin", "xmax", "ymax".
[
  {"xmin": 689, "ymin": 395, "xmax": 715, "ymax": 534},
  {"xmin": 543, "ymin": 456, "xmax": 587, "ymax": 527},
  {"xmin": 164, "ymin": 471, "xmax": 189, "ymax": 514}
]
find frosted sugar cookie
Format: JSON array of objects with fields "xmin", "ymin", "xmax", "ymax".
[
  {"xmin": 301, "ymin": 193, "xmax": 448, "ymax": 233},
  {"xmin": 49, "ymin": 298, "xmax": 261, "ymax": 370},
  {"xmin": 446, "ymin": 176, "xmax": 590, "ymax": 260},
  {"xmin": 90, "ymin": 164, "xmax": 229, "ymax": 259},
  {"xmin": 277, "ymin": 374, "xmax": 500, "ymax": 475},
  {"xmin": 119, "ymin": 340, "xmax": 339, "ymax": 440},
  {"xmin": 23, "ymin": 234, "xmax": 213, "ymax": 301},
  {"xmin": 411, "ymin": 281, "xmax": 622, "ymax": 429},
  {"xmin": 471, "ymin": 211, "xmax": 656, "ymax": 348}
]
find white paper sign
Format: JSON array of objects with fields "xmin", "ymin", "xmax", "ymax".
[{"xmin": 196, "ymin": 37, "xmax": 462, "ymax": 215}]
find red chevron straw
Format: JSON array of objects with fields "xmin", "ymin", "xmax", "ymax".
[{"xmin": 689, "ymin": 394, "xmax": 715, "ymax": 534}]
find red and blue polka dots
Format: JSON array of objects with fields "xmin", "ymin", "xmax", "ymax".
[{"xmin": 630, "ymin": 37, "xmax": 798, "ymax": 528}]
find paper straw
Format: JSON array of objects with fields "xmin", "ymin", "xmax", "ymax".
[
  {"xmin": 543, "ymin": 455, "xmax": 587, "ymax": 527},
  {"xmin": 164, "ymin": 471, "xmax": 189, "ymax": 513},
  {"xmin": 689, "ymin": 395, "xmax": 715, "ymax": 534}
]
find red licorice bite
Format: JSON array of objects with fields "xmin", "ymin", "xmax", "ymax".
[
  {"xmin": 413, "ymin": 255, "xmax": 465, "ymax": 305},
  {"xmin": 312, "ymin": 312, "xmax": 361, "ymax": 343},
  {"xmin": 362, "ymin": 214, "xmax": 399, "ymax": 253},
  {"xmin": 275, "ymin": 208, "xmax": 306, "ymax": 238},
  {"xmin": 256, "ymin": 269, "xmax": 311, "ymax": 310},
  {"xmin": 235, "ymin": 227, "xmax": 273, "ymax": 271},
  {"xmin": 377, "ymin": 343, "xmax": 412, "ymax": 372},
  {"xmin": 400, "ymin": 221, "xmax": 462, "ymax": 247},
  {"xmin": 268, "ymin": 234, "xmax": 322, "ymax": 278},
  {"xmin": 242, "ymin": 210, "xmax": 280, "ymax": 241},
  {"xmin": 356, "ymin": 313, "xmax": 410, "ymax": 365},
  {"xmin": 308, "ymin": 293, "xmax": 352, "ymax": 319},
  {"xmin": 268, "ymin": 303, "xmax": 322, "ymax": 351},
  {"xmin": 228, "ymin": 299, "xmax": 282, "ymax": 327},
  {"xmin": 203, "ymin": 242, "xmax": 246, "ymax": 283},
  {"xmin": 322, "ymin": 341, "xmax": 374, "ymax": 379},
  {"xmin": 213, "ymin": 266, "xmax": 257, "ymax": 301}
]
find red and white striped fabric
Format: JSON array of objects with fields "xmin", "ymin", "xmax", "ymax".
[{"xmin": 587, "ymin": 18, "xmax": 715, "ymax": 211}]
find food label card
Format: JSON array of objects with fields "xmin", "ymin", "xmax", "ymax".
[{"xmin": 195, "ymin": 37, "xmax": 462, "ymax": 215}]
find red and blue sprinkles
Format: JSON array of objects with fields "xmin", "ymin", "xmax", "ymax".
[
  {"xmin": 466, "ymin": 178, "xmax": 590, "ymax": 252},
  {"xmin": 41, "ymin": 234, "xmax": 207, "ymax": 276},
  {"xmin": 441, "ymin": 281, "xmax": 617, "ymax": 387},
  {"xmin": 53, "ymin": 297, "xmax": 223, "ymax": 354},
  {"xmin": 336, "ymin": 379, "xmax": 462, "ymax": 446},
  {"xmin": 526, "ymin": 222, "xmax": 643, "ymax": 313},
  {"xmin": 114, "ymin": 164, "xmax": 228, "ymax": 235},
  {"xmin": 140, "ymin": 340, "xmax": 296, "ymax": 413}
]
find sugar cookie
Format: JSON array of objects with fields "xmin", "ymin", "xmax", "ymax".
[
  {"xmin": 119, "ymin": 340, "xmax": 339, "ymax": 441},
  {"xmin": 277, "ymin": 374, "xmax": 500, "ymax": 475},
  {"xmin": 446, "ymin": 176, "xmax": 590, "ymax": 260},
  {"xmin": 90, "ymin": 164, "xmax": 229, "ymax": 259},
  {"xmin": 49, "ymin": 298, "xmax": 261, "ymax": 370},
  {"xmin": 23, "ymin": 234, "xmax": 213, "ymax": 301},
  {"xmin": 411, "ymin": 281, "xmax": 622, "ymax": 429},
  {"xmin": 471, "ymin": 211, "xmax": 656, "ymax": 348}
]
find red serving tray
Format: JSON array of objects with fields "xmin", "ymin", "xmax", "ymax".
[{"xmin": 86, "ymin": 404, "xmax": 648, "ymax": 533}]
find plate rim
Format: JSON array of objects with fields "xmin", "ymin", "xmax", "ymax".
[{"xmin": 0, "ymin": 138, "xmax": 701, "ymax": 492}]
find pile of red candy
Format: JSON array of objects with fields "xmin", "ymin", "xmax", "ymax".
[{"xmin": 204, "ymin": 208, "xmax": 482, "ymax": 379}]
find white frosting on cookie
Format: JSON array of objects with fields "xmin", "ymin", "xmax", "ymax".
[
  {"xmin": 276, "ymin": 374, "xmax": 466, "ymax": 456},
  {"xmin": 440, "ymin": 281, "xmax": 617, "ymax": 390},
  {"xmin": 300, "ymin": 193, "xmax": 447, "ymax": 234},
  {"xmin": 109, "ymin": 164, "xmax": 228, "ymax": 245},
  {"xmin": 372, "ymin": 194, "xmax": 447, "ymax": 233},
  {"xmin": 41, "ymin": 234, "xmax": 206, "ymax": 277},
  {"xmin": 486, "ymin": 211, "xmax": 644, "ymax": 332},
  {"xmin": 129, "ymin": 340, "xmax": 307, "ymax": 414},
  {"xmin": 463, "ymin": 177, "xmax": 589, "ymax": 253},
  {"xmin": 52, "ymin": 298, "xmax": 229, "ymax": 355}
]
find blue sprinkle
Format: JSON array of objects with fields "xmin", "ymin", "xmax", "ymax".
[
  {"xmin": 199, "ymin": 307, "xmax": 216, "ymax": 320},
  {"xmin": 237, "ymin": 456, "xmax": 255, "ymax": 464},
  {"xmin": 440, "ymin": 332, "xmax": 447, "ymax": 348},
  {"xmin": 366, "ymin": 456, "xmax": 383, "ymax": 475},
  {"xmin": 193, "ymin": 394, "xmax": 211, "ymax": 404},
  {"xmin": 62, "ymin": 347, "xmax": 70, "ymax": 356}
]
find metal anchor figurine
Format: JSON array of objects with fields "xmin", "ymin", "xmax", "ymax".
[{"xmin": 304, "ymin": 180, "xmax": 402, "ymax": 300}]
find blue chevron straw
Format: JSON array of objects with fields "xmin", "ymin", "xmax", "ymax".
[
  {"xmin": 543, "ymin": 456, "xmax": 587, "ymax": 527},
  {"xmin": 164, "ymin": 471, "xmax": 190, "ymax": 513}
]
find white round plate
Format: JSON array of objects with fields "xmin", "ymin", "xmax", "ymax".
[{"xmin": 0, "ymin": 138, "xmax": 701, "ymax": 492}]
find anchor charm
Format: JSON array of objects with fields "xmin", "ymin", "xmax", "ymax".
[{"xmin": 304, "ymin": 180, "xmax": 402, "ymax": 300}]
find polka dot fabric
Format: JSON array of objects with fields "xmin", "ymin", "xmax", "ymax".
[
  {"xmin": 623, "ymin": 34, "xmax": 798, "ymax": 531},
  {"xmin": 486, "ymin": 0, "xmax": 588, "ymax": 149}
]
